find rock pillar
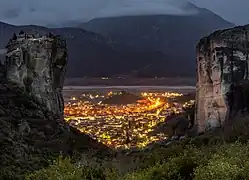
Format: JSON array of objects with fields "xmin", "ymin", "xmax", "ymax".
[
  {"xmin": 195, "ymin": 25, "xmax": 249, "ymax": 132},
  {"xmin": 4, "ymin": 32, "xmax": 67, "ymax": 116}
]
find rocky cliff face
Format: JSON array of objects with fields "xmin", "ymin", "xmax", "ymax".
[
  {"xmin": 195, "ymin": 25, "xmax": 249, "ymax": 133},
  {"xmin": 5, "ymin": 33, "xmax": 67, "ymax": 116},
  {"xmin": 0, "ymin": 32, "xmax": 107, "ymax": 179}
]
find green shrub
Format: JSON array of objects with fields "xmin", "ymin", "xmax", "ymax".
[
  {"xmin": 25, "ymin": 156, "xmax": 119, "ymax": 180},
  {"xmin": 121, "ymin": 142, "xmax": 249, "ymax": 180},
  {"xmin": 22, "ymin": 142, "xmax": 249, "ymax": 180},
  {"xmin": 123, "ymin": 146, "xmax": 209, "ymax": 180},
  {"xmin": 194, "ymin": 155, "xmax": 243, "ymax": 180},
  {"xmin": 194, "ymin": 142, "xmax": 249, "ymax": 180},
  {"xmin": 25, "ymin": 156, "xmax": 83, "ymax": 180},
  {"xmin": 123, "ymin": 157, "xmax": 196, "ymax": 180},
  {"xmin": 127, "ymin": 143, "xmax": 194, "ymax": 171},
  {"xmin": 24, "ymin": 122, "xmax": 249, "ymax": 180}
]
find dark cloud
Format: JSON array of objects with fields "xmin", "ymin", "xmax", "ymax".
[
  {"xmin": 0, "ymin": 0, "xmax": 199, "ymax": 25},
  {"xmin": 0, "ymin": 0, "xmax": 248, "ymax": 25},
  {"xmin": 3, "ymin": 9, "xmax": 20, "ymax": 19}
]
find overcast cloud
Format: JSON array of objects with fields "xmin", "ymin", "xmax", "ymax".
[
  {"xmin": 0, "ymin": 0, "xmax": 248, "ymax": 26},
  {"xmin": 192, "ymin": 0, "xmax": 249, "ymax": 25}
]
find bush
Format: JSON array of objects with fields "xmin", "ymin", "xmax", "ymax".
[
  {"xmin": 122, "ymin": 146, "xmax": 210, "ymax": 180},
  {"xmin": 25, "ymin": 157, "xmax": 83, "ymax": 180},
  {"xmin": 194, "ymin": 142, "xmax": 249, "ymax": 180},
  {"xmin": 24, "ymin": 143, "xmax": 249, "ymax": 180},
  {"xmin": 121, "ymin": 142, "xmax": 249, "ymax": 180},
  {"xmin": 24, "ymin": 128, "xmax": 249, "ymax": 180},
  {"xmin": 194, "ymin": 156, "xmax": 243, "ymax": 180},
  {"xmin": 25, "ymin": 156, "xmax": 119, "ymax": 180},
  {"xmin": 123, "ymin": 156, "xmax": 197, "ymax": 180}
]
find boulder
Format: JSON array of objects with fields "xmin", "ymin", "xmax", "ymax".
[{"xmin": 195, "ymin": 25, "xmax": 249, "ymax": 133}]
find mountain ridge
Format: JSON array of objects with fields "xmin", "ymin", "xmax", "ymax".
[
  {"xmin": 78, "ymin": 7, "xmax": 234, "ymax": 77},
  {"xmin": 0, "ymin": 21, "xmax": 164, "ymax": 77},
  {"xmin": 0, "ymin": 6, "xmax": 234, "ymax": 77}
]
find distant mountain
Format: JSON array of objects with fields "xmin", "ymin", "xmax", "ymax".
[
  {"xmin": 78, "ymin": 3, "xmax": 235, "ymax": 76},
  {"xmin": 47, "ymin": 20, "xmax": 86, "ymax": 28},
  {"xmin": 0, "ymin": 22, "xmax": 164, "ymax": 77},
  {"xmin": 0, "ymin": 3, "xmax": 235, "ymax": 78}
]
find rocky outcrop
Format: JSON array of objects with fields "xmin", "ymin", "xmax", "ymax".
[
  {"xmin": 5, "ymin": 33, "xmax": 67, "ymax": 117},
  {"xmin": 0, "ymin": 32, "xmax": 108, "ymax": 179},
  {"xmin": 195, "ymin": 25, "xmax": 249, "ymax": 133}
]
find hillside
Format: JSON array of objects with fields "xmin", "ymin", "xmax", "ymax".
[
  {"xmin": 0, "ymin": 3, "xmax": 234, "ymax": 78},
  {"xmin": 102, "ymin": 91, "xmax": 143, "ymax": 105},
  {"xmin": 79, "ymin": 3, "xmax": 234, "ymax": 76},
  {"xmin": 0, "ymin": 22, "xmax": 163, "ymax": 77},
  {"xmin": 0, "ymin": 32, "xmax": 109, "ymax": 179}
]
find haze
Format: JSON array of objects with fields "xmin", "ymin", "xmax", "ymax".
[{"xmin": 0, "ymin": 0, "xmax": 248, "ymax": 26}]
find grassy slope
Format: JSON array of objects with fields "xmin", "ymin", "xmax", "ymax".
[{"xmin": 26, "ymin": 116, "xmax": 249, "ymax": 180}]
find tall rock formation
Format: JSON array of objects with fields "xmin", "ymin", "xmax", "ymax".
[
  {"xmin": 5, "ymin": 32, "xmax": 67, "ymax": 116},
  {"xmin": 0, "ymin": 32, "xmax": 107, "ymax": 179},
  {"xmin": 195, "ymin": 25, "xmax": 249, "ymax": 133}
]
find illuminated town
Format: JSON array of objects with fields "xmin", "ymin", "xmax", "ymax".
[{"xmin": 64, "ymin": 90, "xmax": 194, "ymax": 149}]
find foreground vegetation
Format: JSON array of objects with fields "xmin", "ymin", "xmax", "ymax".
[
  {"xmin": 3, "ymin": 98, "xmax": 249, "ymax": 180},
  {"xmin": 25, "ymin": 118, "xmax": 249, "ymax": 180},
  {"xmin": 25, "ymin": 140, "xmax": 249, "ymax": 180}
]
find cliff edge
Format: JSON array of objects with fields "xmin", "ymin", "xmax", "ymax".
[
  {"xmin": 5, "ymin": 32, "xmax": 67, "ymax": 117},
  {"xmin": 0, "ymin": 32, "xmax": 107, "ymax": 179},
  {"xmin": 195, "ymin": 25, "xmax": 249, "ymax": 133}
]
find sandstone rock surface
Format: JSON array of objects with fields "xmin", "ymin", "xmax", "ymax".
[
  {"xmin": 196, "ymin": 25, "xmax": 249, "ymax": 132},
  {"xmin": 5, "ymin": 33, "xmax": 67, "ymax": 116}
]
